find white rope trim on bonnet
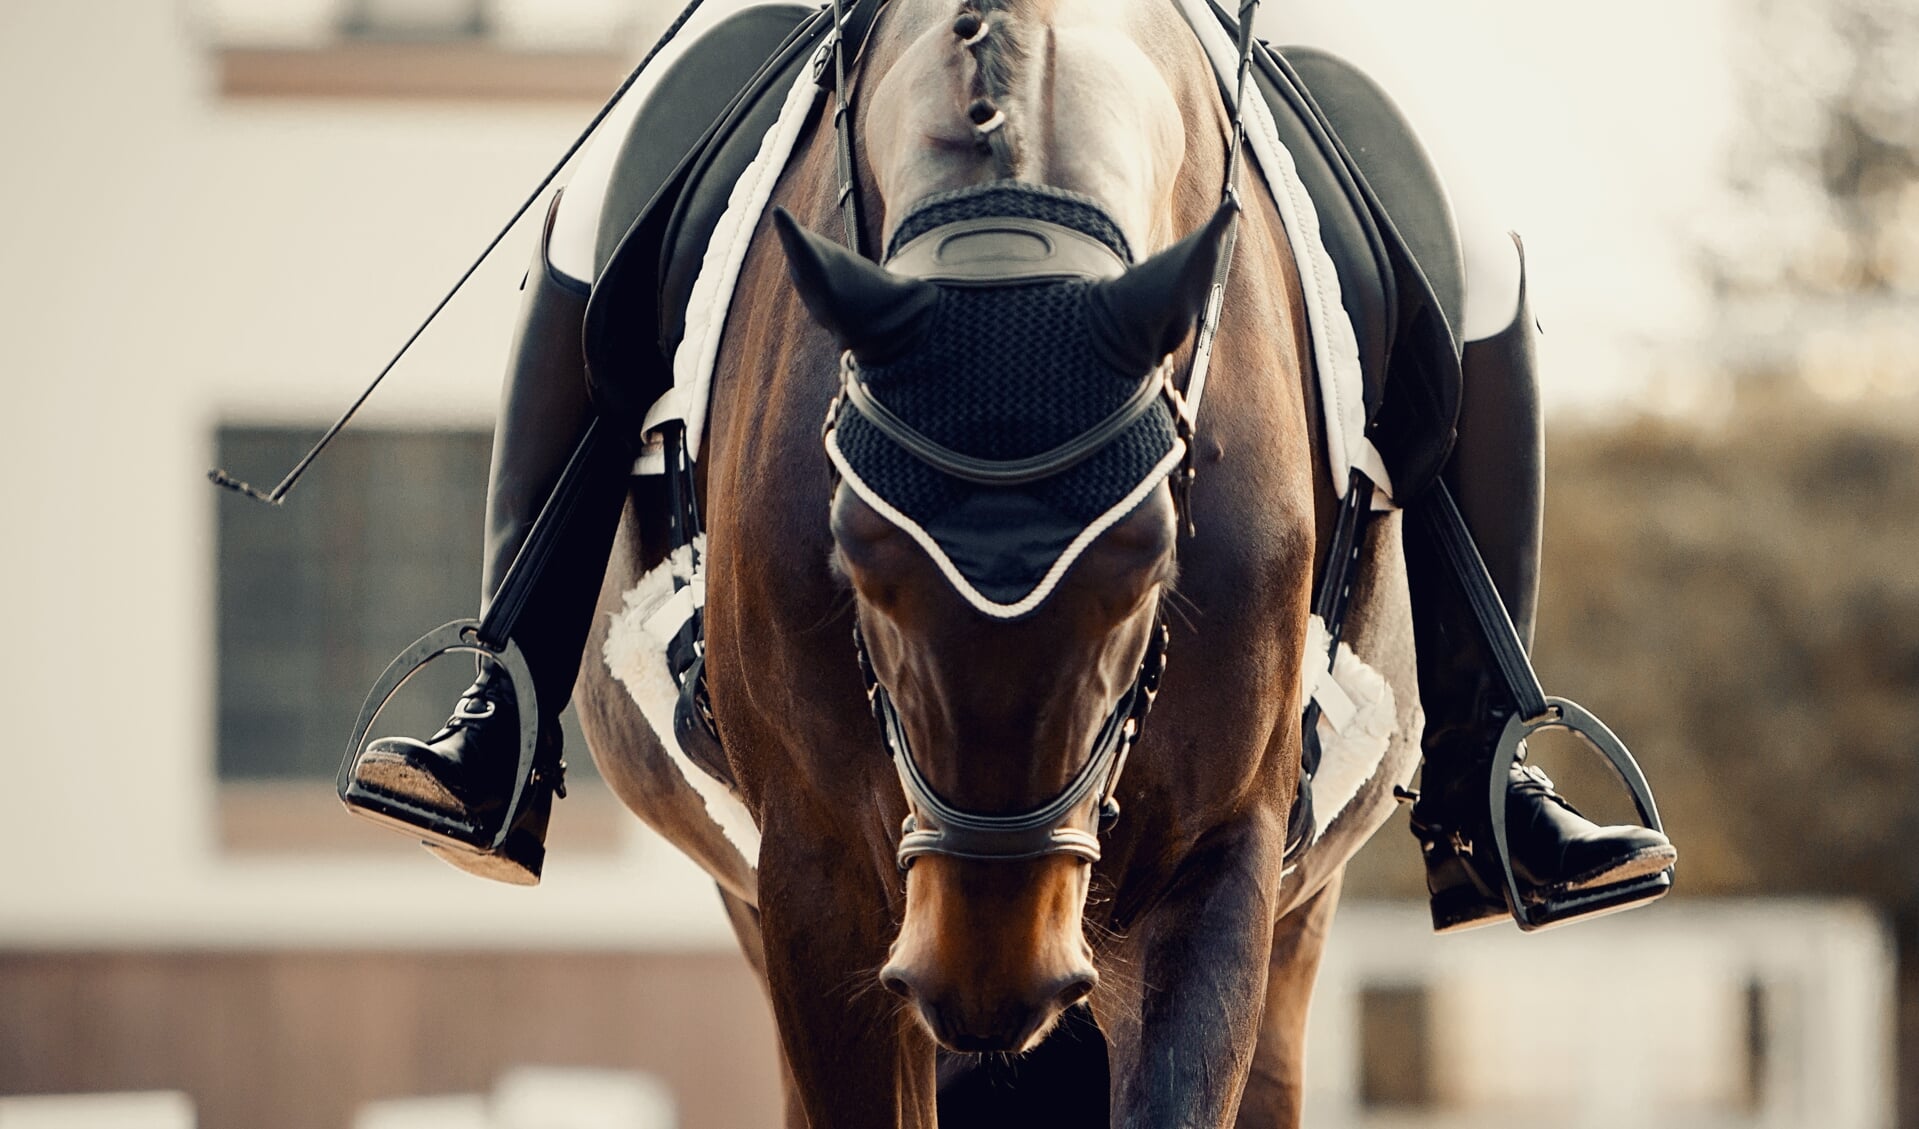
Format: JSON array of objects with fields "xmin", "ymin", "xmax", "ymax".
[{"xmin": 827, "ymin": 429, "xmax": 1188, "ymax": 620}]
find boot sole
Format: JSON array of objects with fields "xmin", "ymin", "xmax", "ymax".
[
  {"xmin": 1429, "ymin": 845, "xmax": 1680, "ymax": 935},
  {"xmin": 1515, "ymin": 869, "xmax": 1673, "ymax": 932},
  {"xmin": 423, "ymin": 829, "xmax": 545, "ymax": 886},
  {"xmin": 1551, "ymin": 844, "xmax": 1678, "ymax": 895},
  {"xmin": 343, "ymin": 759, "xmax": 551, "ymax": 887},
  {"xmin": 1431, "ymin": 900, "xmax": 1511, "ymax": 935}
]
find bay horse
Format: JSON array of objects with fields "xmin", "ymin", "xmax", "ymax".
[{"xmin": 576, "ymin": 0, "xmax": 1423, "ymax": 1123}]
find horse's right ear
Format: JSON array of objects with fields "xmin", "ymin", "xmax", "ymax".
[{"xmin": 772, "ymin": 208, "xmax": 938, "ymax": 364}]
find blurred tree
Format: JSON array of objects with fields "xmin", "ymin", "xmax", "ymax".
[
  {"xmin": 1538, "ymin": 391, "xmax": 1919, "ymax": 1122},
  {"xmin": 1345, "ymin": 390, "xmax": 1919, "ymax": 1116},
  {"xmin": 1330, "ymin": 0, "xmax": 1919, "ymax": 1113},
  {"xmin": 1705, "ymin": 0, "xmax": 1919, "ymax": 300},
  {"xmin": 1698, "ymin": 0, "xmax": 1919, "ymax": 1118},
  {"xmin": 1700, "ymin": 0, "xmax": 1919, "ymax": 394}
]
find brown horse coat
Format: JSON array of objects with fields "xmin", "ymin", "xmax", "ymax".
[{"xmin": 576, "ymin": 1, "xmax": 1424, "ymax": 1123}]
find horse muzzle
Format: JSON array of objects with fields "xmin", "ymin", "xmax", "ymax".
[{"xmin": 880, "ymin": 853, "xmax": 1099, "ymax": 1054}]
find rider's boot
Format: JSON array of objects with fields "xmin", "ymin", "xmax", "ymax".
[
  {"xmin": 1406, "ymin": 242, "xmax": 1676, "ymax": 932},
  {"xmin": 347, "ymin": 200, "xmax": 630, "ymax": 885}
]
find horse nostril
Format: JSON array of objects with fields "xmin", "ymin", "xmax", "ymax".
[
  {"xmin": 879, "ymin": 968, "xmax": 915, "ymax": 1000},
  {"xmin": 1054, "ymin": 972, "xmax": 1098, "ymax": 1010}
]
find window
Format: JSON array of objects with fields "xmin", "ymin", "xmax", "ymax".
[
  {"xmin": 214, "ymin": 425, "xmax": 618, "ymax": 853},
  {"xmin": 1357, "ymin": 982, "xmax": 1436, "ymax": 1110},
  {"xmin": 205, "ymin": 0, "xmax": 656, "ymax": 101},
  {"xmin": 341, "ymin": 0, "xmax": 489, "ymax": 41}
]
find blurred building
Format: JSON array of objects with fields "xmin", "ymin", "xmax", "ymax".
[
  {"xmin": 0, "ymin": 1, "xmax": 1897, "ymax": 1128},
  {"xmin": 0, "ymin": 1, "xmax": 784, "ymax": 1127}
]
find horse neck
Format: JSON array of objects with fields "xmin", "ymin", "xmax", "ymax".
[{"xmin": 858, "ymin": 0, "xmax": 1229, "ymax": 254}]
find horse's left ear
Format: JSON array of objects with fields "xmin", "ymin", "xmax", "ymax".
[
  {"xmin": 1087, "ymin": 201, "xmax": 1238, "ymax": 375},
  {"xmin": 772, "ymin": 207, "xmax": 939, "ymax": 364}
]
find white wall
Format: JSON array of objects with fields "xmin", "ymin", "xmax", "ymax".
[
  {"xmin": 1305, "ymin": 901, "xmax": 1894, "ymax": 1129},
  {"xmin": 0, "ymin": 0, "xmax": 748, "ymax": 951}
]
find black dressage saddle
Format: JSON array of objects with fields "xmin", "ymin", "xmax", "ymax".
[{"xmin": 580, "ymin": 1, "xmax": 1468, "ymax": 501}]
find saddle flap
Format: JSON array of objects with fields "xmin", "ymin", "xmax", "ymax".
[{"xmin": 1191, "ymin": 0, "xmax": 1463, "ymax": 502}]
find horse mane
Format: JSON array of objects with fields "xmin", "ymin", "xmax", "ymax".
[{"xmin": 953, "ymin": 0, "xmax": 1032, "ymax": 177}]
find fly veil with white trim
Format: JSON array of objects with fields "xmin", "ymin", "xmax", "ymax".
[{"xmin": 780, "ymin": 181, "xmax": 1233, "ymax": 619}]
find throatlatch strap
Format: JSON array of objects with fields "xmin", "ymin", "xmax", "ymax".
[
  {"xmin": 1178, "ymin": 0, "xmax": 1261, "ymax": 420},
  {"xmin": 825, "ymin": 0, "xmax": 865, "ymax": 254}
]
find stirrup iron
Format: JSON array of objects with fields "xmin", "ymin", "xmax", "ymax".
[
  {"xmin": 338, "ymin": 622, "xmax": 544, "ymax": 853},
  {"xmin": 338, "ymin": 419, "xmax": 612, "ymax": 850},
  {"xmin": 1488, "ymin": 698, "xmax": 1671, "ymax": 932},
  {"xmin": 1418, "ymin": 482, "xmax": 1674, "ymax": 932}
]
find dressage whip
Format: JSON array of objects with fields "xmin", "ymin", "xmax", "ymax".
[{"xmin": 207, "ymin": 0, "xmax": 714, "ymax": 506}]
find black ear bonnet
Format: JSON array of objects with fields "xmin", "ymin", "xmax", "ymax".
[{"xmin": 781, "ymin": 182, "xmax": 1209, "ymax": 618}]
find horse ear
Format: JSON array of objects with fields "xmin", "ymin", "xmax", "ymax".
[
  {"xmin": 771, "ymin": 207, "xmax": 938, "ymax": 364},
  {"xmin": 1087, "ymin": 201, "xmax": 1238, "ymax": 375}
]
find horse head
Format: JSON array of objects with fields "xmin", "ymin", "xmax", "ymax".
[{"xmin": 772, "ymin": 88, "xmax": 1233, "ymax": 1047}]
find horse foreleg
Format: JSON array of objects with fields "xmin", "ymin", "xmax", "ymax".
[
  {"xmin": 1100, "ymin": 814, "xmax": 1288, "ymax": 1128},
  {"xmin": 756, "ymin": 820, "xmax": 940, "ymax": 1129},
  {"xmin": 1235, "ymin": 869, "xmax": 1343, "ymax": 1128},
  {"xmin": 714, "ymin": 887, "xmax": 812, "ymax": 1129}
]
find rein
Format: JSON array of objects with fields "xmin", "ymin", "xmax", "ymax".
[{"xmin": 829, "ymin": 0, "xmax": 1264, "ymax": 869}]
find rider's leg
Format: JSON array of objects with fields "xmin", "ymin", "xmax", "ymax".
[
  {"xmin": 1255, "ymin": 1, "xmax": 1676, "ymax": 930},
  {"xmin": 1407, "ymin": 237, "xmax": 1675, "ymax": 933},
  {"xmin": 345, "ymin": 2, "xmax": 824, "ymax": 884},
  {"xmin": 349, "ymin": 204, "xmax": 628, "ymax": 886}
]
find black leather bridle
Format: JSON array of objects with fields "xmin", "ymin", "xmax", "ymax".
[
  {"xmin": 821, "ymin": 0, "xmax": 1265, "ymax": 868},
  {"xmin": 855, "ymin": 617, "xmax": 1167, "ymax": 866}
]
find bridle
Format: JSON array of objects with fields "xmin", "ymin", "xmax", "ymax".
[
  {"xmin": 856, "ymin": 617, "xmax": 1168, "ymax": 865},
  {"xmin": 823, "ymin": 0, "xmax": 1264, "ymax": 869}
]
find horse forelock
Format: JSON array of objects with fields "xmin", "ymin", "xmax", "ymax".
[
  {"xmin": 952, "ymin": 0, "xmax": 1030, "ymax": 177},
  {"xmin": 863, "ymin": 0, "xmax": 1223, "ymax": 251}
]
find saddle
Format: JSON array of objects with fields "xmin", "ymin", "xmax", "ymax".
[{"xmin": 580, "ymin": 2, "xmax": 1467, "ymax": 502}]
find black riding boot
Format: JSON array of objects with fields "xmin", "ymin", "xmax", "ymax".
[
  {"xmin": 347, "ymin": 201, "xmax": 631, "ymax": 885},
  {"xmin": 1407, "ymin": 246, "xmax": 1676, "ymax": 932}
]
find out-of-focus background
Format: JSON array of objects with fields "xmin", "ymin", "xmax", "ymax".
[{"xmin": 0, "ymin": 0, "xmax": 1914, "ymax": 1126}]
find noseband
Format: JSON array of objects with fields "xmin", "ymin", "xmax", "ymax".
[{"xmin": 855, "ymin": 617, "xmax": 1167, "ymax": 866}]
